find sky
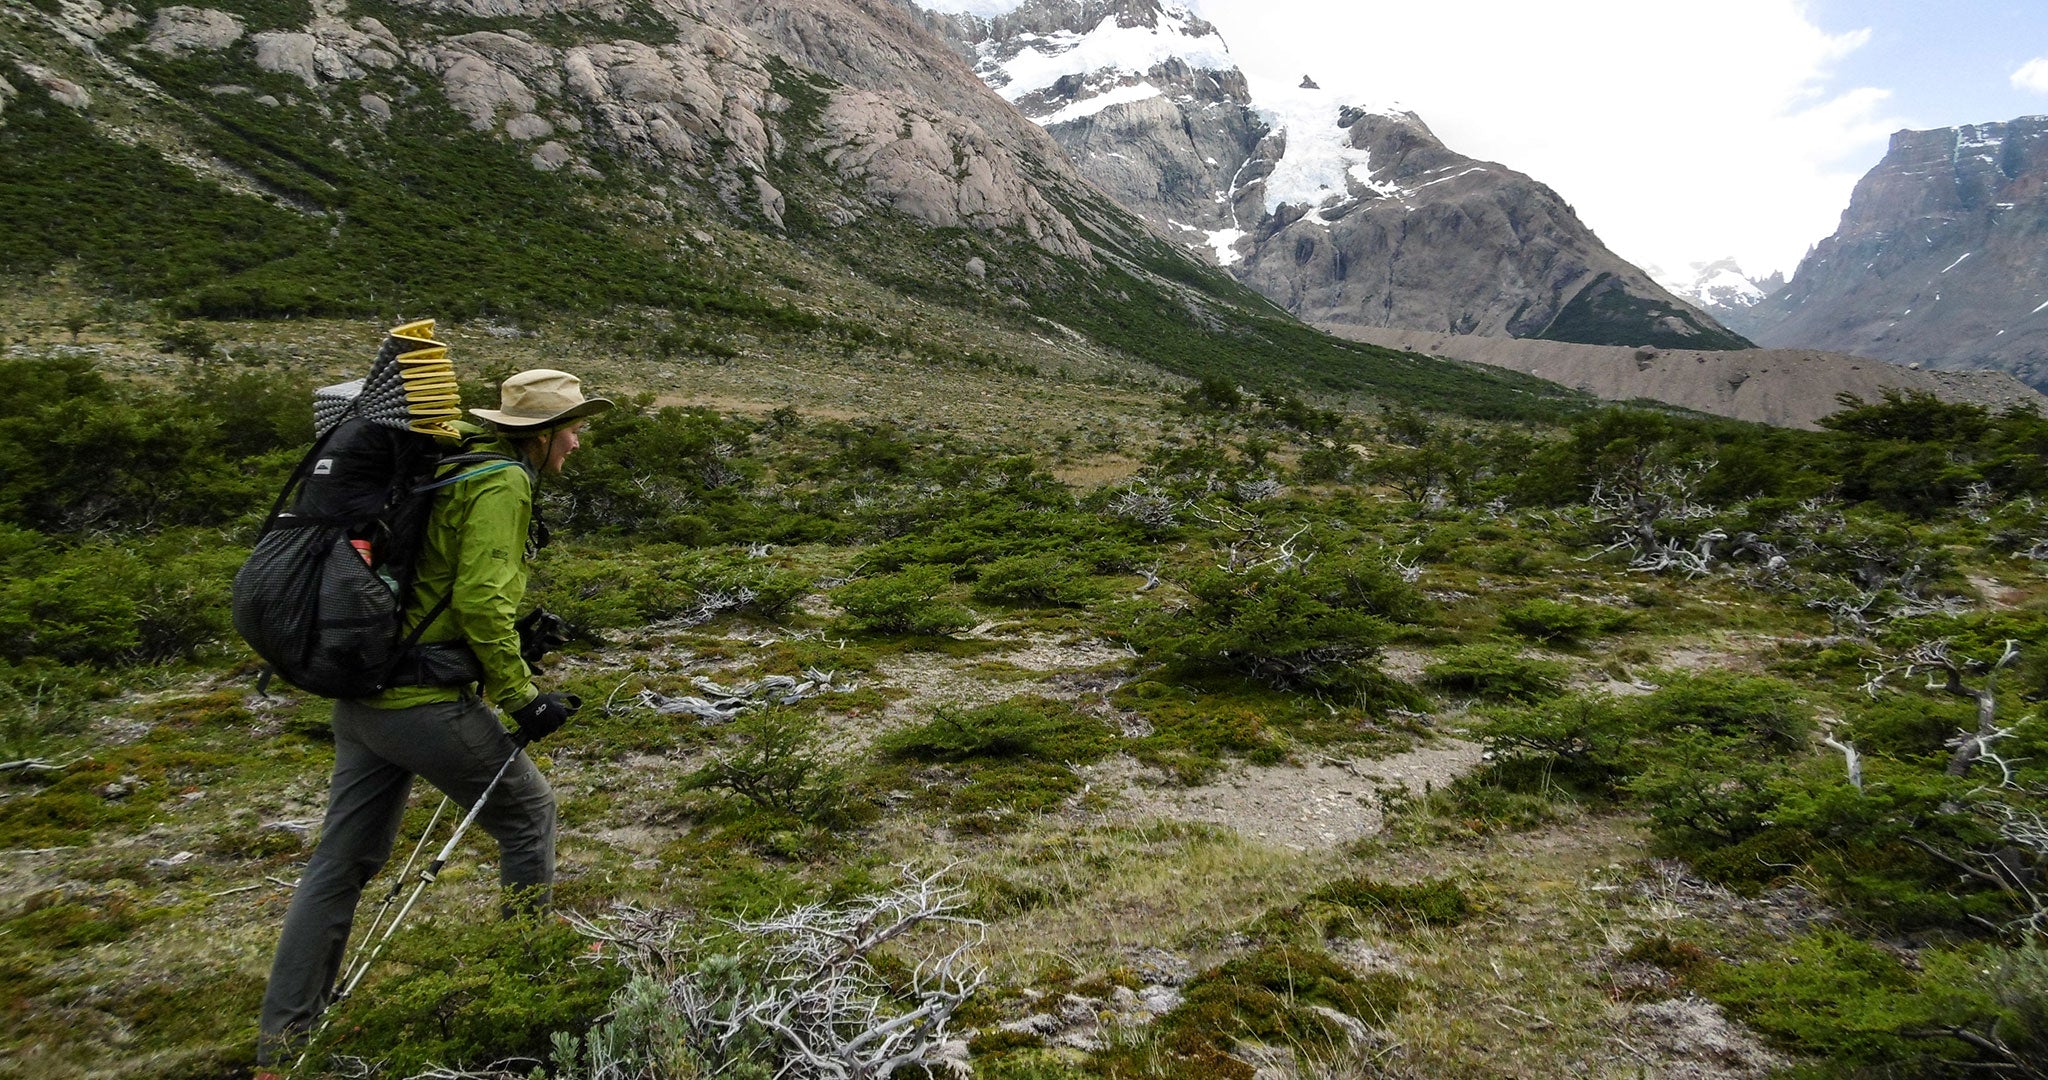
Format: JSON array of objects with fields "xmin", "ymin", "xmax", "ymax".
[{"xmin": 1158, "ymin": 0, "xmax": 2048, "ymax": 285}]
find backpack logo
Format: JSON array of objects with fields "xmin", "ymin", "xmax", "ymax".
[{"xmin": 313, "ymin": 458, "xmax": 334, "ymax": 475}]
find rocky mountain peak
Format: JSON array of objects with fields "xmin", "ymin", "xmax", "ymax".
[
  {"xmin": 911, "ymin": 0, "xmax": 1747, "ymax": 351},
  {"xmin": 1746, "ymin": 115, "xmax": 2048, "ymax": 388}
]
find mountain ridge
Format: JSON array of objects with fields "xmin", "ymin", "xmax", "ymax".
[
  {"xmin": 0, "ymin": 0, "xmax": 1598, "ymax": 420},
  {"xmin": 909, "ymin": 0, "xmax": 1751, "ymax": 352},
  {"xmin": 1745, "ymin": 116, "xmax": 2048, "ymax": 389}
]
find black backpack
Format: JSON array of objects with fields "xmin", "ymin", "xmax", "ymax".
[{"xmin": 230, "ymin": 321, "xmax": 517, "ymax": 698}]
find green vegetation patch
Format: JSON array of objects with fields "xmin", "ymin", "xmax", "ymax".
[
  {"xmin": 321, "ymin": 913, "xmax": 624, "ymax": 1074},
  {"xmin": 872, "ymin": 697, "xmax": 1117, "ymax": 830},
  {"xmin": 1251, "ymin": 875, "xmax": 1474, "ymax": 941},
  {"xmin": 1422, "ymin": 644, "xmax": 1569, "ymax": 702},
  {"xmin": 1535, "ymin": 272, "xmax": 1752, "ymax": 351},
  {"xmin": 1092, "ymin": 944, "xmax": 1401, "ymax": 1078}
]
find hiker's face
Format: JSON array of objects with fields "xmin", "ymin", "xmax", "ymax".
[{"xmin": 541, "ymin": 422, "xmax": 583, "ymax": 475}]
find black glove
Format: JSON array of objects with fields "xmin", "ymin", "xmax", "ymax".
[{"xmin": 509, "ymin": 692, "xmax": 581, "ymax": 744}]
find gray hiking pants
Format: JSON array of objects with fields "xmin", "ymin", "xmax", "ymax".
[{"xmin": 256, "ymin": 695, "xmax": 556, "ymax": 1064}]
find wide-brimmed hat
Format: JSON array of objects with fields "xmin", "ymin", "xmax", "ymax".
[{"xmin": 468, "ymin": 369, "xmax": 614, "ymax": 430}]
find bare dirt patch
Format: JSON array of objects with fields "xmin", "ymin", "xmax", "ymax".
[
  {"xmin": 1094, "ymin": 739, "xmax": 1484, "ymax": 850},
  {"xmin": 991, "ymin": 634, "xmax": 1132, "ymax": 672}
]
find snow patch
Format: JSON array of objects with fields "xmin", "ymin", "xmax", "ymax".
[
  {"xmin": 1203, "ymin": 226, "xmax": 1246, "ymax": 266},
  {"xmin": 1038, "ymin": 80, "xmax": 1164, "ymax": 125},
  {"xmin": 1412, "ymin": 165, "xmax": 1488, "ymax": 190},
  {"xmin": 1940, "ymin": 252, "xmax": 1971, "ymax": 273},
  {"xmin": 1257, "ymin": 82, "xmax": 1405, "ymax": 216},
  {"xmin": 1658, "ymin": 258, "xmax": 1767, "ymax": 310},
  {"xmin": 981, "ymin": 8, "xmax": 1237, "ymax": 103},
  {"xmin": 2032, "ymin": 299, "xmax": 2048, "ymax": 316}
]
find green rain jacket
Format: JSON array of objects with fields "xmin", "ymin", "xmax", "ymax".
[{"xmin": 365, "ymin": 425, "xmax": 540, "ymax": 714}]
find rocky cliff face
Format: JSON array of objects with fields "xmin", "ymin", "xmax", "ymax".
[
  {"xmin": 910, "ymin": 0, "xmax": 1255, "ymax": 251},
  {"xmin": 910, "ymin": 0, "xmax": 1747, "ymax": 350},
  {"xmin": 5, "ymin": 0, "xmax": 1125, "ymax": 261},
  {"xmin": 1747, "ymin": 117, "xmax": 2048, "ymax": 388},
  {"xmin": 1231, "ymin": 100, "xmax": 1748, "ymax": 349}
]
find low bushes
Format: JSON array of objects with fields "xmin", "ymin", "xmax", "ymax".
[
  {"xmin": 970, "ymin": 554, "xmax": 1107, "ymax": 608},
  {"xmin": 1134, "ymin": 552, "xmax": 1422, "ymax": 694},
  {"xmin": 322, "ymin": 914, "xmax": 623, "ymax": 1074},
  {"xmin": 874, "ymin": 697, "xmax": 1115, "ymax": 829},
  {"xmin": 1422, "ymin": 644, "xmax": 1568, "ymax": 702},
  {"xmin": 832, "ymin": 565, "xmax": 972, "ymax": 635}
]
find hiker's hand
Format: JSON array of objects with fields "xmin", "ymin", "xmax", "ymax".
[{"xmin": 510, "ymin": 693, "xmax": 580, "ymax": 744}]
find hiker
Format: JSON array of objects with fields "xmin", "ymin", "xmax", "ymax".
[{"xmin": 255, "ymin": 369, "xmax": 613, "ymax": 1070}]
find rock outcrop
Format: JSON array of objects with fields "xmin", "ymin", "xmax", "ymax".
[
  {"xmin": 1234, "ymin": 103, "xmax": 1748, "ymax": 349},
  {"xmin": 9, "ymin": 0, "xmax": 1106, "ymax": 259},
  {"xmin": 1746, "ymin": 117, "xmax": 2048, "ymax": 389},
  {"xmin": 915, "ymin": 0, "xmax": 1255, "ymax": 247}
]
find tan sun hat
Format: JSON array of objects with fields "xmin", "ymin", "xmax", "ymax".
[{"xmin": 468, "ymin": 369, "xmax": 614, "ymax": 430}]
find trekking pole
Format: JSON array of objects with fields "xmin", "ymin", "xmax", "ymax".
[
  {"xmin": 336, "ymin": 737, "xmax": 529, "ymax": 1003},
  {"xmin": 294, "ymin": 737, "xmax": 530, "ymax": 1073},
  {"xmin": 333, "ymin": 795, "xmax": 449, "ymax": 993}
]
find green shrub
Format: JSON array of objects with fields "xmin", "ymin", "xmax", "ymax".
[
  {"xmin": 0, "ymin": 532, "xmax": 239, "ymax": 667},
  {"xmin": 1293, "ymin": 443, "xmax": 1361, "ymax": 483},
  {"xmin": 832, "ymin": 565, "xmax": 972, "ymax": 635},
  {"xmin": 1472, "ymin": 693, "xmax": 1635, "ymax": 791},
  {"xmin": 1636, "ymin": 671, "xmax": 1813, "ymax": 748},
  {"xmin": 1498, "ymin": 597, "xmax": 1603, "ymax": 644},
  {"xmin": 970, "ymin": 554, "xmax": 1105, "ymax": 607},
  {"xmin": 1136, "ymin": 553, "xmax": 1420, "ymax": 693},
  {"xmin": 1112, "ymin": 944, "xmax": 1402, "ymax": 1076},
  {"xmin": 1422, "ymin": 644, "xmax": 1568, "ymax": 702},
  {"xmin": 1372, "ymin": 769, "xmax": 1570, "ymax": 845},
  {"xmin": 1627, "ymin": 731, "xmax": 1782, "ymax": 851},
  {"xmin": 0, "ymin": 358, "xmax": 301, "ymax": 534},
  {"xmin": 875, "ymin": 698, "xmax": 1115, "ymax": 765},
  {"xmin": 874, "ymin": 698, "xmax": 1115, "ymax": 829},
  {"xmin": 684, "ymin": 709, "xmax": 857, "ymax": 828},
  {"xmin": 1696, "ymin": 931, "xmax": 1947, "ymax": 1064},
  {"xmin": 1254, "ymin": 875, "xmax": 1474, "ymax": 938}
]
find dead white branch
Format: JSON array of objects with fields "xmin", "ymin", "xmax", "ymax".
[
  {"xmin": 1903, "ymin": 639, "xmax": 2021, "ymax": 777},
  {"xmin": 564, "ymin": 867, "xmax": 985, "ymax": 1079},
  {"xmin": 1580, "ymin": 464, "xmax": 1726, "ymax": 575},
  {"xmin": 0, "ymin": 755, "xmax": 92, "ymax": 775},
  {"xmin": 634, "ymin": 669, "xmax": 856, "ymax": 724},
  {"xmin": 1821, "ymin": 735, "xmax": 1864, "ymax": 791}
]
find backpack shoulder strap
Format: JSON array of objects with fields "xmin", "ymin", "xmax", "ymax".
[
  {"xmin": 415, "ymin": 453, "xmax": 525, "ymax": 494},
  {"xmin": 257, "ymin": 423, "xmax": 345, "ymax": 536}
]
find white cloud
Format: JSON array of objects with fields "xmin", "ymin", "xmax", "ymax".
[
  {"xmin": 1184, "ymin": 0, "xmax": 1903, "ymax": 280},
  {"xmin": 2014, "ymin": 57, "xmax": 2048, "ymax": 94}
]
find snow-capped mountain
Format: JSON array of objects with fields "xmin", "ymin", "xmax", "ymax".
[
  {"xmin": 1661, "ymin": 258, "xmax": 1770, "ymax": 310},
  {"xmin": 911, "ymin": 0, "xmax": 1748, "ymax": 349},
  {"xmin": 1657, "ymin": 259, "xmax": 1785, "ymax": 340},
  {"xmin": 914, "ymin": 0, "xmax": 1259, "ymax": 257}
]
